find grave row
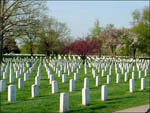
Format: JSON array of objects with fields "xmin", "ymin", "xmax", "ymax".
[{"xmin": 0, "ymin": 56, "xmax": 149, "ymax": 112}]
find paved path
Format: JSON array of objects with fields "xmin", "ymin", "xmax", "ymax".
[{"xmin": 115, "ymin": 104, "xmax": 150, "ymax": 113}]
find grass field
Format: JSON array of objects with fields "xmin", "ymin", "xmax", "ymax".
[{"xmin": 0, "ymin": 58, "xmax": 149, "ymax": 112}]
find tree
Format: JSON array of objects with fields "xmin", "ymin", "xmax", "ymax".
[
  {"xmin": 16, "ymin": 2, "xmax": 46, "ymax": 56},
  {"xmin": 3, "ymin": 37, "xmax": 20, "ymax": 53},
  {"xmin": 18, "ymin": 19, "xmax": 41, "ymax": 56},
  {"xmin": 97, "ymin": 24, "xmax": 115, "ymax": 55},
  {"xmin": 105, "ymin": 24, "xmax": 115, "ymax": 30},
  {"xmin": 63, "ymin": 37, "xmax": 101, "ymax": 64},
  {"xmin": 0, "ymin": 0, "xmax": 46, "ymax": 63},
  {"xmin": 118, "ymin": 28, "xmax": 138, "ymax": 58},
  {"xmin": 37, "ymin": 17, "xmax": 70, "ymax": 57},
  {"xmin": 90, "ymin": 19, "xmax": 102, "ymax": 38},
  {"xmin": 131, "ymin": 6, "xmax": 150, "ymax": 56},
  {"xmin": 99, "ymin": 29, "xmax": 123, "ymax": 56}
]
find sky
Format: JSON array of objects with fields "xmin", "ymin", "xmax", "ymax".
[{"xmin": 46, "ymin": 1, "xmax": 149, "ymax": 38}]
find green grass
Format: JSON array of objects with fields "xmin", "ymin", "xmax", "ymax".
[{"xmin": 0, "ymin": 59, "xmax": 149, "ymax": 112}]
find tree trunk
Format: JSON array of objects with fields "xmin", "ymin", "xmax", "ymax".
[
  {"xmin": 111, "ymin": 47, "xmax": 113, "ymax": 55},
  {"xmin": 0, "ymin": 0, "xmax": 4, "ymax": 64},
  {"xmin": 133, "ymin": 48, "xmax": 136, "ymax": 59},
  {"xmin": 0, "ymin": 23, "xmax": 4, "ymax": 64},
  {"xmin": 81, "ymin": 55, "xmax": 86, "ymax": 64},
  {"xmin": 0, "ymin": 37, "xmax": 3, "ymax": 64},
  {"xmin": 46, "ymin": 50, "xmax": 50, "ymax": 57},
  {"xmin": 30, "ymin": 43, "xmax": 33, "ymax": 56},
  {"xmin": 111, "ymin": 47, "xmax": 114, "ymax": 58},
  {"xmin": 99, "ymin": 52, "xmax": 101, "ymax": 57}
]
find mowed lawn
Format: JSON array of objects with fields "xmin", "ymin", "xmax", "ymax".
[{"xmin": 0, "ymin": 60, "xmax": 149, "ymax": 112}]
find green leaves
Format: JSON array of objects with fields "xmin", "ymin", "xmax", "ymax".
[{"xmin": 131, "ymin": 6, "xmax": 150, "ymax": 56}]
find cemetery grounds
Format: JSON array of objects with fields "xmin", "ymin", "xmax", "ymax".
[{"xmin": 0, "ymin": 55, "xmax": 149, "ymax": 112}]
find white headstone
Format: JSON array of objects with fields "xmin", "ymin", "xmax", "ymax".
[
  {"xmin": 71, "ymin": 66, "xmax": 74, "ymax": 73},
  {"xmin": 35, "ymin": 76, "xmax": 40, "ymax": 86},
  {"xmin": 49, "ymin": 75, "xmax": 54, "ymax": 84},
  {"xmin": 129, "ymin": 79, "xmax": 134, "ymax": 93},
  {"xmin": 16, "ymin": 71, "xmax": 19, "ymax": 78},
  {"xmin": 133, "ymin": 66, "xmax": 135, "ymax": 72},
  {"xmin": 132, "ymin": 72, "xmax": 135, "ymax": 79},
  {"xmin": 62, "ymin": 74, "xmax": 66, "ymax": 83},
  {"xmin": 107, "ymin": 75, "xmax": 110, "ymax": 84},
  {"xmin": 0, "ymin": 80, "xmax": 5, "ymax": 92},
  {"xmin": 101, "ymin": 85, "xmax": 107, "ymax": 101},
  {"xmin": 58, "ymin": 71, "xmax": 62, "ymax": 77},
  {"xmin": 84, "ymin": 67, "xmax": 87, "ymax": 74},
  {"xmin": 24, "ymin": 73, "xmax": 28, "ymax": 81},
  {"xmin": 3, "ymin": 72, "xmax": 7, "ymax": 79},
  {"xmin": 145, "ymin": 69, "xmax": 147, "ymax": 76},
  {"xmin": 141, "ymin": 78, "xmax": 145, "ymax": 90},
  {"xmin": 52, "ymin": 80, "xmax": 58, "ymax": 93},
  {"xmin": 82, "ymin": 88, "xmax": 90, "ymax": 106},
  {"xmin": 102, "ymin": 70, "xmax": 105, "ymax": 77},
  {"xmin": 8, "ymin": 85, "xmax": 16, "ymax": 101},
  {"xmin": 68, "ymin": 69, "xmax": 70, "ymax": 75},
  {"xmin": 84, "ymin": 78, "xmax": 89, "ymax": 89},
  {"xmin": 116, "ymin": 74, "xmax": 120, "ymax": 83},
  {"xmin": 109, "ymin": 69, "xmax": 112, "ymax": 75},
  {"xmin": 93, "ymin": 70, "xmax": 96, "ymax": 78},
  {"xmin": 9, "ymin": 70, "xmax": 14, "ymax": 83},
  {"xmin": 69, "ymin": 79, "xmax": 75, "ymax": 92},
  {"xmin": 60, "ymin": 93, "xmax": 69, "ymax": 112},
  {"xmin": 139, "ymin": 71, "xmax": 141, "ymax": 78},
  {"xmin": 18, "ymin": 78, "xmax": 24, "ymax": 89},
  {"xmin": 20, "ymin": 69, "xmax": 22, "ymax": 75},
  {"xmin": 96, "ymin": 76, "xmax": 100, "ymax": 86},
  {"xmin": 74, "ymin": 73, "xmax": 78, "ymax": 81},
  {"xmin": 124, "ymin": 72, "xmax": 128, "ymax": 82},
  {"xmin": 32, "ymin": 84, "xmax": 39, "ymax": 98}
]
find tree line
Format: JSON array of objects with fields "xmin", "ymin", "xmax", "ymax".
[
  {"xmin": 0, "ymin": 0, "xmax": 72, "ymax": 64},
  {"xmin": 88, "ymin": 6, "xmax": 149, "ymax": 58},
  {"xmin": 0, "ymin": 0, "xmax": 149, "ymax": 64}
]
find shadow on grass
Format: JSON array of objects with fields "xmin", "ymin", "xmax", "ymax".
[
  {"xmin": 41, "ymin": 78, "xmax": 49, "ymax": 80},
  {"xmin": 108, "ymin": 96, "xmax": 134, "ymax": 101},
  {"xmin": 2, "ymin": 95, "xmax": 53, "ymax": 105},
  {"xmin": 135, "ymin": 90, "xmax": 149, "ymax": 93},
  {"xmin": 90, "ymin": 105, "xmax": 106, "ymax": 110},
  {"xmin": 106, "ymin": 101, "xmax": 122, "ymax": 105},
  {"xmin": 2, "ymin": 100, "xmax": 27, "ymax": 105},
  {"xmin": 69, "ymin": 105, "xmax": 106, "ymax": 112}
]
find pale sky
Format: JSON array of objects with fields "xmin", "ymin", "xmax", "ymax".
[{"xmin": 46, "ymin": 1, "xmax": 149, "ymax": 38}]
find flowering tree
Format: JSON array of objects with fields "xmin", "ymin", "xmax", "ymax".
[
  {"xmin": 118, "ymin": 28, "xmax": 138, "ymax": 58},
  {"xmin": 99, "ymin": 29, "xmax": 124, "ymax": 56},
  {"xmin": 63, "ymin": 37, "xmax": 101, "ymax": 63}
]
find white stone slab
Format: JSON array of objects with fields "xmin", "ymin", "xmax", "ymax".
[
  {"xmin": 84, "ymin": 77, "xmax": 89, "ymax": 89},
  {"xmin": 101, "ymin": 85, "xmax": 107, "ymax": 101},
  {"xmin": 8, "ymin": 85, "xmax": 16, "ymax": 101},
  {"xmin": 18, "ymin": 78, "xmax": 24, "ymax": 89},
  {"xmin": 0, "ymin": 80, "xmax": 5, "ymax": 92},
  {"xmin": 129, "ymin": 79, "xmax": 134, "ymax": 93},
  {"xmin": 52, "ymin": 80, "xmax": 58, "ymax": 94},
  {"xmin": 62, "ymin": 74, "xmax": 66, "ymax": 83},
  {"xmin": 141, "ymin": 78, "xmax": 145, "ymax": 90},
  {"xmin": 69, "ymin": 79, "xmax": 75, "ymax": 92},
  {"xmin": 96, "ymin": 76, "xmax": 100, "ymax": 86},
  {"xmin": 31, "ymin": 84, "xmax": 39, "ymax": 98},
  {"xmin": 82, "ymin": 88, "xmax": 90, "ymax": 106},
  {"xmin": 60, "ymin": 93, "xmax": 69, "ymax": 112}
]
